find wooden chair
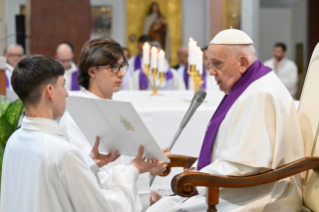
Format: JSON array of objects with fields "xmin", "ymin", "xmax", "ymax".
[{"xmin": 161, "ymin": 155, "xmax": 319, "ymax": 212}]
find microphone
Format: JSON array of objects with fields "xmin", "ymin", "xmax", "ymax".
[
  {"xmin": 149, "ymin": 89, "xmax": 206, "ymax": 186},
  {"xmin": 168, "ymin": 89, "xmax": 207, "ymax": 151}
]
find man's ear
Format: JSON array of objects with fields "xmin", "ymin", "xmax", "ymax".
[
  {"xmin": 239, "ymin": 56, "xmax": 249, "ymax": 74},
  {"xmin": 88, "ymin": 66, "xmax": 97, "ymax": 78},
  {"xmin": 44, "ymin": 84, "xmax": 54, "ymax": 101}
]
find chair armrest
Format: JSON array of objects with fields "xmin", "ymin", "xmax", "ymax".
[
  {"xmin": 159, "ymin": 155, "xmax": 197, "ymax": 177},
  {"xmin": 171, "ymin": 157, "xmax": 319, "ymax": 197}
]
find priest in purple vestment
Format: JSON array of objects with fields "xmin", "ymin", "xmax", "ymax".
[
  {"xmin": 146, "ymin": 29, "xmax": 304, "ymax": 212},
  {"xmin": 55, "ymin": 43, "xmax": 81, "ymax": 91}
]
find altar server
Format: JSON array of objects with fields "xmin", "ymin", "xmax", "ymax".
[
  {"xmin": 264, "ymin": 42, "xmax": 298, "ymax": 99},
  {"xmin": 55, "ymin": 43, "xmax": 81, "ymax": 91},
  {"xmin": 121, "ymin": 35, "xmax": 152, "ymax": 90},
  {"xmin": 1, "ymin": 55, "xmax": 159, "ymax": 212},
  {"xmin": 147, "ymin": 29, "xmax": 304, "ymax": 212},
  {"xmin": 128, "ymin": 41, "xmax": 185, "ymax": 90},
  {"xmin": 5, "ymin": 44, "xmax": 24, "ymax": 90},
  {"xmin": 60, "ymin": 38, "xmax": 170, "ymax": 211}
]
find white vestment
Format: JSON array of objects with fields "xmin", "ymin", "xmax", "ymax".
[
  {"xmin": 59, "ymin": 89, "xmax": 150, "ymax": 211},
  {"xmin": 0, "ymin": 117, "xmax": 140, "ymax": 212},
  {"xmin": 5, "ymin": 63, "xmax": 13, "ymax": 90},
  {"xmin": 147, "ymin": 71, "xmax": 304, "ymax": 212},
  {"xmin": 121, "ymin": 55, "xmax": 139, "ymax": 90},
  {"xmin": 264, "ymin": 58, "xmax": 298, "ymax": 98},
  {"xmin": 64, "ymin": 62, "xmax": 80, "ymax": 91}
]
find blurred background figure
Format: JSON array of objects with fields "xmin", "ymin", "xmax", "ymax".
[
  {"xmin": 5, "ymin": 44, "xmax": 24, "ymax": 90},
  {"xmin": 123, "ymin": 47, "xmax": 130, "ymax": 61},
  {"xmin": 128, "ymin": 41, "xmax": 185, "ymax": 90},
  {"xmin": 55, "ymin": 43, "xmax": 81, "ymax": 91},
  {"xmin": 173, "ymin": 47, "xmax": 188, "ymax": 88},
  {"xmin": 264, "ymin": 43, "xmax": 298, "ymax": 99},
  {"xmin": 121, "ymin": 35, "xmax": 152, "ymax": 90}
]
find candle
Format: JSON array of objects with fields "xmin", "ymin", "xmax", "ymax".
[
  {"xmin": 151, "ymin": 47, "xmax": 158, "ymax": 69},
  {"xmin": 188, "ymin": 38, "xmax": 197, "ymax": 65},
  {"xmin": 158, "ymin": 50, "xmax": 165, "ymax": 72},
  {"xmin": 198, "ymin": 48, "xmax": 203, "ymax": 74},
  {"xmin": 142, "ymin": 43, "xmax": 150, "ymax": 67}
]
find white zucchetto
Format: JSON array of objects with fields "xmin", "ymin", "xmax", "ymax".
[{"xmin": 210, "ymin": 29, "xmax": 253, "ymax": 45}]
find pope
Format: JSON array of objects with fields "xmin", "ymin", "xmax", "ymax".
[{"xmin": 146, "ymin": 29, "xmax": 305, "ymax": 212}]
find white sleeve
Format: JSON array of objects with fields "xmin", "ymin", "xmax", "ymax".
[
  {"xmin": 197, "ymin": 159, "xmax": 267, "ymax": 196},
  {"xmin": 59, "ymin": 149, "xmax": 140, "ymax": 212}
]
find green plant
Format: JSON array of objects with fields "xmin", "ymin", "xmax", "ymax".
[{"xmin": 0, "ymin": 96, "xmax": 25, "ymax": 172}]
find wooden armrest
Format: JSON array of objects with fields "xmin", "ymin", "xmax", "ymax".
[
  {"xmin": 159, "ymin": 155, "xmax": 197, "ymax": 177},
  {"xmin": 171, "ymin": 157, "xmax": 319, "ymax": 197}
]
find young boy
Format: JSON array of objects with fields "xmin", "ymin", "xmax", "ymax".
[{"xmin": 1, "ymin": 55, "xmax": 158, "ymax": 212}]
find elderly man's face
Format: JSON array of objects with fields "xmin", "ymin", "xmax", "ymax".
[
  {"xmin": 177, "ymin": 48, "xmax": 188, "ymax": 66},
  {"xmin": 7, "ymin": 47, "xmax": 24, "ymax": 67},
  {"xmin": 56, "ymin": 49, "xmax": 74, "ymax": 70},
  {"xmin": 207, "ymin": 45, "xmax": 243, "ymax": 94}
]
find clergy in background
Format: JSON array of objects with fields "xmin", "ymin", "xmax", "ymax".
[
  {"xmin": 1, "ymin": 55, "xmax": 159, "ymax": 212},
  {"xmin": 55, "ymin": 43, "xmax": 81, "ymax": 91},
  {"xmin": 60, "ymin": 38, "xmax": 170, "ymax": 211},
  {"xmin": 147, "ymin": 29, "xmax": 304, "ymax": 212},
  {"xmin": 121, "ymin": 35, "xmax": 152, "ymax": 90},
  {"xmin": 4, "ymin": 44, "xmax": 24, "ymax": 90},
  {"xmin": 128, "ymin": 41, "xmax": 185, "ymax": 90},
  {"xmin": 264, "ymin": 42, "xmax": 298, "ymax": 99}
]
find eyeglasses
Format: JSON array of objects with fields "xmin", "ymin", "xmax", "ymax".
[
  {"xmin": 103, "ymin": 62, "xmax": 129, "ymax": 75},
  {"xmin": 7, "ymin": 54, "xmax": 23, "ymax": 58}
]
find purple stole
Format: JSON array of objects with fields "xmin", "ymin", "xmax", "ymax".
[
  {"xmin": 134, "ymin": 55, "xmax": 173, "ymax": 90},
  {"xmin": 71, "ymin": 70, "xmax": 80, "ymax": 91},
  {"xmin": 183, "ymin": 65, "xmax": 206, "ymax": 89},
  {"xmin": 6, "ymin": 75, "xmax": 9, "ymax": 88},
  {"xmin": 197, "ymin": 60, "xmax": 272, "ymax": 170}
]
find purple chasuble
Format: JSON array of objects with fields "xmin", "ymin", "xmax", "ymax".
[
  {"xmin": 134, "ymin": 54, "xmax": 173, "ymax": 90},
  {"xmin": 197, "ymin": 60, "xmax": 272, "ymax": 170},
  {"xmin": 6, "ymin": 75, "xmax": 9, "ymax": 88},
  {"xmin": 71, "ymin": 70, "xmax": 81, "ymax": 91},
  {"xmin": 183, "ymin": 65, "xmax": 189, "ymax": 89},
  {"xmin": 201, "ymin": 65, "xmax": 207, "ymax": 89}
]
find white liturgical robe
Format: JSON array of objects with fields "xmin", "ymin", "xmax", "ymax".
[
  {"xmin": 147, "ymin": 72, "xmax": 304, "ymax": 212},
  {"xmin": 0, "ymin": 117, "xmax": 140, "ymax": 212},
  {"xmin": 59, "ymin": 89, "xmax": 150, "ymax": 211},
  {"xmin": 264, "ymin": 58, "xmax": 298, "ymax": 98}
]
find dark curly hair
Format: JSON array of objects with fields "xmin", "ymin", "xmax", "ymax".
[{"xmin": 78, "ymin": 38, "xmax": 126, "ymax": 89}]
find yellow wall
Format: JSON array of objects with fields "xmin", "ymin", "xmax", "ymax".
[{"xmin": 126, "ymin": 0, "xmax": 182, "ymax": 66}]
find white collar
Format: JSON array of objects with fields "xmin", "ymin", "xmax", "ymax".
[
  {"xmin": 5, "ymin": 63, "xmax": 13, "ymax": 72},
  {"xmin": 21, "ymin": 117, "xmax": 68, "ymax": 141},
  {"xmin": 64, "ymin": 62, "xmax": 78, "ymax": 74},
  {"xmin": 82, "ymin": 89, "xmax": 101, "ymax": 99}
]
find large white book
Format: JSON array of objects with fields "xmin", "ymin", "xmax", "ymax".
[{"xmin": 66, "ymin": 96, "xmax": 170, "ymax": 162}]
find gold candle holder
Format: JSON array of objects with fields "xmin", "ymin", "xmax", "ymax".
[
  {"xmin": 143, "ymin": 65, "xmax": 166, "ymax": 96},
  {"xmin": 187, "ymin": 65, "xmax": 204, "ymax": 93}
]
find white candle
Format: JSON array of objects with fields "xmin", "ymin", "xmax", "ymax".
[
  {"xmin": 158, "ymin": 50, "xmax": 165, "ymax": 72},
  {"xmin": 142, "ymin": 43, "xmax": 150, "ymax": 67},
  {"xmin": 151, "ymin": 47, "xmax": 158, "ymax": 69},
  {"xmin": 188, "ymin": 38, "xmax": 196, "ymax": 65},
  {"xmin": 198, "ymin": 48, "xmax": 203, "ymax": 74}
]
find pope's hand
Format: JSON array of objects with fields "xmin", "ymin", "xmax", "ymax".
[
  {"xmin": 150, "ymin": 190, "xmax": 162, "ymax": 205},
  {"xmin": 89, "ymin": 136, "xmax": 121, "ymax": 167},
  {"xmin": 130, "ymin": 145, "xmax": 159, "ymax": 174},
  {"xmin": 150, "ymin": 147, "xmax": 171, "ymax": 176}
]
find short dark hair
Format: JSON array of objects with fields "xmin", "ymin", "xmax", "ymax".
[
  {"xmin": 201, "ymin": 46, "xmax": 208, "ymax": 51},
  {"xmin": 11, "ymin": 55, "xmax": 65, "ymax": 106},
  {"xmin": 138, "ymin": 35, "xmax": 152, "ymax": 43},
  {"xmin": 274, "ymin": 43, "xmax": 286, "ymax": 52},
  {"xmin": 78, "ymin": 38, "xmax": 126, "ymax": 89}
]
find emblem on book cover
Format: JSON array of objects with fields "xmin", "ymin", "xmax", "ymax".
[{"xmin": 120, "ymin": 116, "xmax": 135, "ymax": 132}]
